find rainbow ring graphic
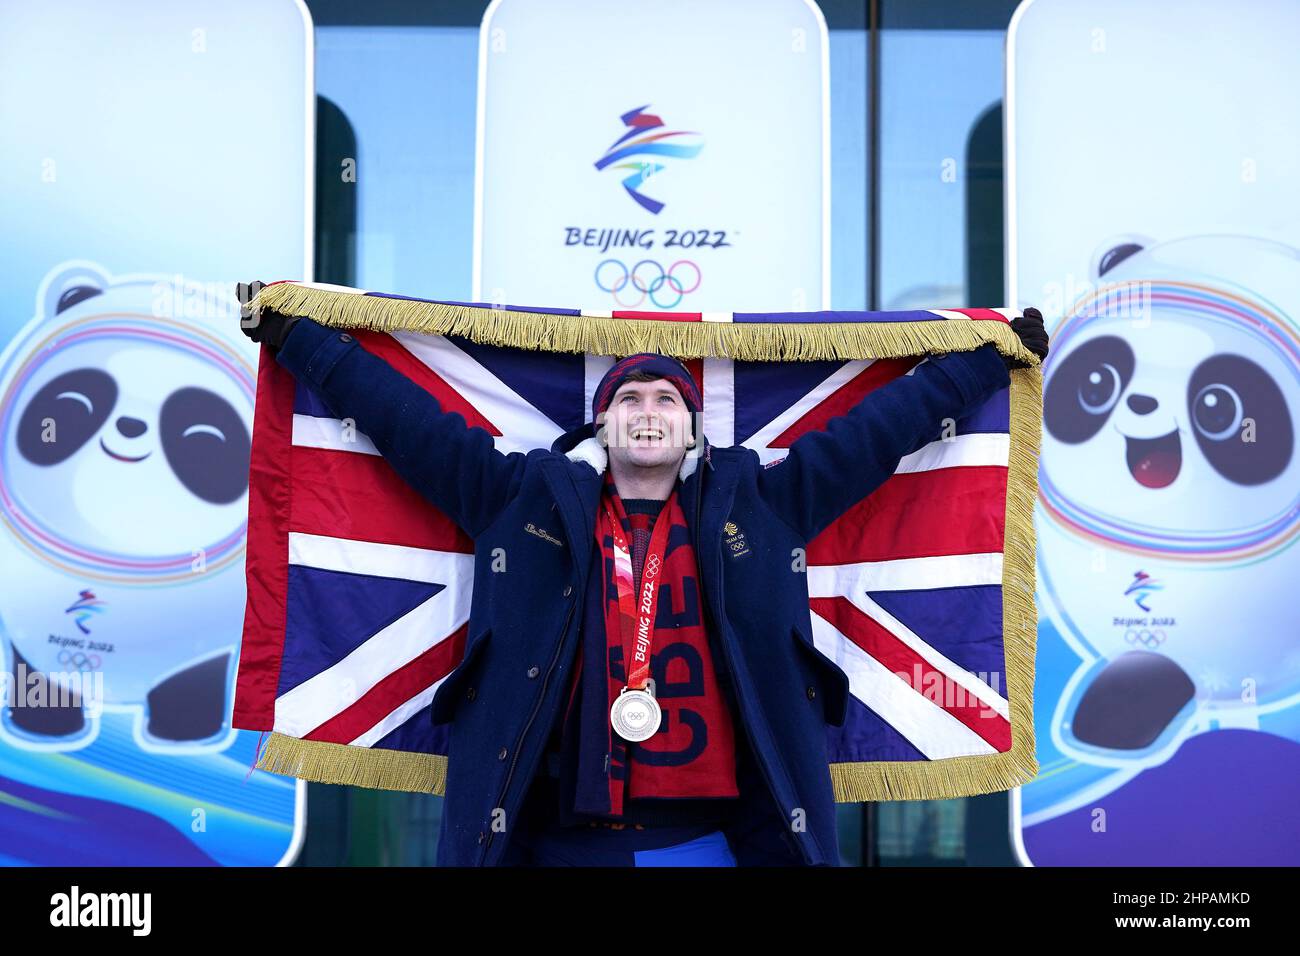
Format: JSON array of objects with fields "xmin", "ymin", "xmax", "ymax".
[
  {"xmin": 0, "ymin": 311, "xmax": 254, "ymax": 584},
  {"xmin": 1037, "ymin": 280, "xmax": 1300, "ymax": 567}
]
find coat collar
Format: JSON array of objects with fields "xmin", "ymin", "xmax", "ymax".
[
  {"xmin": 561, "ymin": 435, "xmax": 704, "ymax": 483},
  {"xmin": 543, "ymin": 420, "xmax": 722, "ymax": 577},
  {"xmin": 551, "ymin": 420, "xmax": 708, "ymax": 483}
]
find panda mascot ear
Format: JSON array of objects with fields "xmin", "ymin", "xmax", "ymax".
[
  {"xmin": 1088, "ymin": 235, "xmax": 1155, "ymax": 280},
  {"xmin": 36, "ymin": 261, "xmax": 112, "ymax": 319}
]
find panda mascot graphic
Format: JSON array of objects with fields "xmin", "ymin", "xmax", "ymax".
[
  {"xmin": 1037, "ymin": 235, "xmax": 1300, "ymax": 768},
  {"xmin": 0, "ymin": 262, "xmax": 255, "ymax": 751}
]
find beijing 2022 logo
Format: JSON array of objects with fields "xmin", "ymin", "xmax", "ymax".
[{"xmin": 572, "ymin": 104, "xmax": 732, "ymax": 309}]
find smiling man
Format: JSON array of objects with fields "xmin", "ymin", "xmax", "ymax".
[
  {"xmin": 238, "ymin": 286, "xmax": 1047, "ymax": 867},
  {"xmin": 603, "ymin": 368, "xmax": 697, "ymax": 499},
  {"xmin": 508, "ymin": 355, "xmax": 751, "ymax": 866}
]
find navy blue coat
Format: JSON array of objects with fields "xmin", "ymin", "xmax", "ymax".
[{"xmin": 274, "ymin": 316, "xmax": 1011, "ymax": 866}]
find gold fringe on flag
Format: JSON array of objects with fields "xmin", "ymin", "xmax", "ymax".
[
  {"xmin": 257, "ymin": 731, "xmax": 447, "ymax": 795},
  {"xmin": 247, "ymin": 282, "xmax": 1042, "ymax": 802},
  {"xmin": 244, "ymin": 282, "xmax": 1041, "ymax": 367}
]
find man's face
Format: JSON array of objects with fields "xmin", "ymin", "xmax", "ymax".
[{"xmin": 601, "ymin": 378, "xmax": 694, "ymax": 471}]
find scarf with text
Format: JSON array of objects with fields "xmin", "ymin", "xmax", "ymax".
[{"xmin": 562, "ymin": 469, "xmax": 738, "ymax": 816}]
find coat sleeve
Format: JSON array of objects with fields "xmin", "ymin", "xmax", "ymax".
[
  {"xmin": 273, "ymin": 315, "xmax": 527, "ymax": 538},
  {"xmin": 755, "ymin": 341, "xmax": 1011, "ymax": 541}
]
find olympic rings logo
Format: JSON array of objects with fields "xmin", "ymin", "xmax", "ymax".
[
  {"xmin": 595, "ymin": 259, "xmax": 701, "ymax": 310},
  {"xmin": 645, "ymin": 554, "xmax": 662, "ymax": 576},
  {"xmin": 1124, "ymin": 628, "xmax": 1167, "ymax": 649},
  {"xmin": 58, "ymin": 650, "xmax": 103, "ymax": 670}
]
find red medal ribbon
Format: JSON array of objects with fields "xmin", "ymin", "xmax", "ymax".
[{"xmin": 599, "ymin": 483, "xmax": 675, "ymax": 693}]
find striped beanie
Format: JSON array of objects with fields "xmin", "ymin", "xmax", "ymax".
[{"xmin": 590, "ymin": 353, "xmax": 703, "ymax": 426}]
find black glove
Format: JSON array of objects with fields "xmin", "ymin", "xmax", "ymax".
[
  {"xmin": 237, "ymin": 280, "xmax": 300, "ymax": 352},
  {"xmin": 1002, "ymin": 306, "xmax": 1049, "ymax": 371}
]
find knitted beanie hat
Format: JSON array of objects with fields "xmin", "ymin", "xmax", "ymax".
[{"xmin": 590, "ymin": 353, "xmax": 703, "ymax": 431}]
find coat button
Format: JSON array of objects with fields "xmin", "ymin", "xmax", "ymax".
[
  {"xmin": 498, "ymin": 746, "xmax": 508, "ymax": 760},
  {"xmin": 339, "ymin": 333, "xmax": 353, "ymax": 343},
  {"xmin": 562, "ymin": 585, "xmax": 573, "ymax": 597},
  {"xmin": 806, "ymin": 686, "xmax": 817, "ymax": 700},
  {"xmin": 465, "ymin": 686, "xmax": 476, "ymax": 701},
  {"xmin": 527, "ymin": 666, "xmax": 539, "ymax": 678}
]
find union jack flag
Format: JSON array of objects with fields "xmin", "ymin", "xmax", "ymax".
[{"xmin": 234, "ymin": 282, "xmax": 1038, "ymax": 800}]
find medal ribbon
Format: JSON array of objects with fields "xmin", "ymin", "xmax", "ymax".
[{"xmin": 600, "ymin": 482, "xmax": 675, "ymax": 693}]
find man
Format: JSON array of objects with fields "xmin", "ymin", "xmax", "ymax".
[{"xmin": 238, "ymin": 285, "xmax": 1048, "ymax": 867}]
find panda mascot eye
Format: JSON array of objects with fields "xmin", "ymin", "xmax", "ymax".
[
  {"xmin": 1044, "ymin": 334, "xmax": 1135, "ymax": 444},
  {"xmin": 158, "ymin": 386, "xmax": 251, "ymax": 504},
  {"xmin": 1186, "ymin": 353, "xmax": 1292, "ymax": 486},
  {"xmin": 1190, "ymin": 383, "xmax": 1243, "ymax": 440},
  {"xmin": 16, "ymin": 368, "xmax": 118, "ymax": 465},
  {"xmin": 1080, "ymin": 363, "xmax": 1124, "ymax": 414}
]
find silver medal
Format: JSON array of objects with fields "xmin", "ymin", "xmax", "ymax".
[{"xmin": 610, "ymin": 679, "xmax": 661, "ymax": 742}]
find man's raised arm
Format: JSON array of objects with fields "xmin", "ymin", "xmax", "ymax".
[
  {"xmin": 270, "ymin": 314, "xmax": 526, "ymax": 538},
  {"xmin": 755, "ymin": 342, "xmax": 1012, "ymax": 542}
]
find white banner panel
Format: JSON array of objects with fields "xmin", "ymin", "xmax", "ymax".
[
  {"xmin": 0, "ymin": 0, "xmax": 313, "ymax": 867},
  {"xmin": 476, "ymin": 0, "xmax": 829, "ymax": 313},
  {"xmin": 1007, "ymin": 0, "xmax": 1300, "ymax": 866}
]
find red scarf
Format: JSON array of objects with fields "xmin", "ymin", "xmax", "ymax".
[{"xmin": 586, "ymin": 470, "xmax": 739, "ymax": 813}]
